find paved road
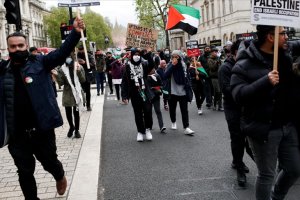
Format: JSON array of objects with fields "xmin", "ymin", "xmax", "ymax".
[{"xmin": 98, "ymin": 96, "xmax": 300, "ymax": 200}]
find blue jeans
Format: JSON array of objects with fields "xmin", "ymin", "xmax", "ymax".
[
  {"xmin": 248, "ymin": 123, "xmax": 300, "ymax": 200},
  {"xmin": 95, "ymin": 72, "xmax": 104, "ymax": 94}
]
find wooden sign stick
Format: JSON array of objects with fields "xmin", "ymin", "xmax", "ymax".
[
  {"xmin": 273, "ymin": 26, "xmax": 279, "ymax": 71},
  {"xmin": 77, "ymin": 9, "xmax": 90, "ymax": 69}
]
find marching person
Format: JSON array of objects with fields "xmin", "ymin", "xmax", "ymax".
[
  {"xmin": 105, "ymin": 52, "xmax": 115, "ymax": 95},
  {"xmin": 121, "ymin": 48, "xmax": 154, "ymax": 142},
  {"xmin": 219, "ymin": 40, "xmax": 252, "ymax": 187},
  {"xmin": 157, "ymin": 59, "xmax": 169, "ymax": 111},
  {"xmin": 95, "ymin": 49, "xmax": 106, "ymax": 95},
  {"xmin": 188, "ymin": 56, "xmax": 207, "ymax": 115},
  {"xmin": 231, "ymin": 25, "xmax": 300, "ymax": 200},
  {"xmin": 198, "ymin": 46, "xmax": 213, "ymax": 108},
  {"xmin": 147, "ymin": 68, "xmax": 166, "ymax": 133},
  {"xmin": 164, "ymin": 50, "xmax": 195, "ymax": 135},
  {"xmin": 77, "ymin": 45, "xmax": 96, "ymax": 111},
  {"xmin": 0, "ymin": 16, "xmax": 85, "ymax": 200},
  {"xmin": 54, "ymin": 56, "xmax": 85, "ymax": 139},
  {"xmin": 110, "ymin": 57, "xmax": 124, "ymax": 102},
  {"xmin": 207, "ymin": 47, "xmax": 223, "ymax": 111}
]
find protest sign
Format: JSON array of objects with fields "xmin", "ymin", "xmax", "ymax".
[
  {"xmin": 251, "ymin": 0, "xmax": 300, "ymax": 70},
  {"xmin": 125, "ymin": 23, "xmax": 158, "ymax": 49},
  {"xmin": 186, "ymin": 40, "xmax": 200, "ymax": 57},
  {"xmin": 236, "ymin": 32, "xmax": 257, "ymax": 40},
  {"xmin": 58, "ymin": 0, "xmax": 100, "ymax": 7},
  {"xmin": 251, "ymin": 0, "xmax": 300, "ymax": 27}
]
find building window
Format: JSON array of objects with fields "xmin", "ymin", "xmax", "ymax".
[
  {"xmin": 213, "ymin": 35, "xmax": 216, "ymax": 40},
  {"xmin": 230, "ymin": 32, "xmax": 235, "ymax": 41},
  {"xmin": 201, "ymin": 6, "xmax": 205, "ymax": 26},
  {"xmin": 229, "ymin": 0, "xmax": 233, "ymax": 13},
  {"xmin": 206, "ymin": 4, "xmax": 209, "ymax": 25},
  {"xmin": 222, "ymin": 0, "xmax": 226, "ymax": 16},
  {"xmin": 208, "ymin": 37, "xmax": 210, "ymax": 45},
  {"xmin": 199, "ymin": 39, "xmax": 201, "ymax": 44},
  {"xmin": 211, "ymin": 2, "xmax": 215, "ymax": 23}
]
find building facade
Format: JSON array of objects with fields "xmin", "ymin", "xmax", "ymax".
[
  {"xmin": 0, "ymin": 0, "xmax": 49, "ymax": 57},
  {"xmin": 169, "ymin": 0, "xmax": 257, "ymax": 50}
]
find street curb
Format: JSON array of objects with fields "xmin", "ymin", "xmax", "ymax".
[{"xmin": 67, "ymin": 89, "xmax": 105, "ymax": 200}]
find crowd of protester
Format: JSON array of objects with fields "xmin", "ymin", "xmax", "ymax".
[{"xmin": 1, "ymin": 22, "xmax": 300, "ymax": 200}]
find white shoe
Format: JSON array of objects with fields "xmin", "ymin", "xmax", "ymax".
[
  {"xmin": 198, "ymin": 109, "xmax": 203, "ymax": 115},
  {"xmin": 171, "ymin": 122, "xmax": 177, "ymax": 130},
  {"xmin": 145, "ymin": 129, "xmax": 152, "ymax": 141},
  {"xmin": 184, "ymin": 127, "xmax": 195, "ymax": 135},
  {"xmin": 137, "ymin": 132, "xmax": 144, "ymax": 142}
]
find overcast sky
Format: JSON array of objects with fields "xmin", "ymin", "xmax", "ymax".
[{"xmin": 44, "ymin": 0, "xmax": 138, "ymax": 27}]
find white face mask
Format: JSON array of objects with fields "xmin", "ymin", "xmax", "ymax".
[
  {"xmin": 165, "ymin": 51, "xmax": 169, "ymax": 54},
  {"xmin": 133, "ymin": 55, "xmax": 140, "ymax": 62}
]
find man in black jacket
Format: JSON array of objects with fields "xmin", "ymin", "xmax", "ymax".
[
  {"xmin": 231, "ymin": 25, "xmax": 300, "ymax": 200},
  {"xmin": 219, "ymin": 40, "xmax": 253, "ymax": 187},
  {"xmin": 0, "ymin": 17, "xmax": 85, "ymax": 200}
]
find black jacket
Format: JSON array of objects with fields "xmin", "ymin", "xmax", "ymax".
[
  {"xmin": 121, "ymin": 60, "xmax": 154, "ymax": 102},
  {"xmin": 0, "ymin": 30, "xmax": 81, "ymax": 139},
  {"xmin": 219, "ymin": 56, "xmax": 236, "ymax": 105},
  {"xmin": 230, "ymin": 40, "xmax": 300, "ymax": 141}
]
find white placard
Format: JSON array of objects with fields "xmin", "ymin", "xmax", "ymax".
[
  {"xmin": 58, "ymin": 0, "xmax": 100, "ymax": 7},
  {"xmin": 251, "ymin": 0, "xmax": 300, "ymax": 28}
]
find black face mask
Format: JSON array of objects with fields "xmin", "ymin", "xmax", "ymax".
[{"xmin": 9, "ymin": 50, "xmax": 29, "ymax": 64}]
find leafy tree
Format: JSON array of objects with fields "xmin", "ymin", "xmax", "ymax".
[
  {"xmin": 135, "ymin": 0, "xmax": 180, "ymax": 47},
  {"xmin": 82, "ymin": 9, "xmax": 112, "ymax": 49},
  {"xmin": 43, "ymin": 7, "xmax": 112, "ymax": 49},
  {"xmin": 43, "ymin": 7, "xmax": 69, "ymax": 48}
]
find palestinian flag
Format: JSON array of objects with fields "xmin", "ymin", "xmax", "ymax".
[{"xmin": 166, "ymin": 4, "xmax": 200, "ymax": 35}]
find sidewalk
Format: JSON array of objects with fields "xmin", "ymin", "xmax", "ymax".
[{"xmin": 0, "ymin": 88, "xmax": 104, "ymax": 200}]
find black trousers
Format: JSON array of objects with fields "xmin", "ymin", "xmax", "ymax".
[
  {"xmin": 107, "ymin": 73, "xmax": 113, "ymax": 94},
  {"xmin": 131, "ymin": 94, "xmax": 153, "ymax": 134},
  {"xmin": 114, "ymin": 84, "xmax": 120, "ymax": 100},
  {"xmin": 204, "ymin": 78, "xmax": 213, "ymax": 106},
  {"xmin": 192, "ymin": 81, "xmax": 205, "ymax": 109},
  {"xmin": 65, "ymin": 106, "xmax": 80, "ymax": 130},
  {"xmin": 8, "ymin": 129, "xmax": 64, "ymax": 200},
  {"xmin": 168, "ymin": 95, "xmax": 189, "ymax": 128},
  {"xmin": 82, "ymin": 81, "xmax": 91, "ymax": 108},
  {"xmin": 224, "ymin": 104, "xmax": 253, "ymax": 166}
]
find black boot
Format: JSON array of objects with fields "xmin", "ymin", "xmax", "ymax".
[
  {"xmin": 67, "ymin": 127, "xmax": 74, "ymax": 138},
  {"xmin": 231, "ymin": 162, "xmax": 250, "ymax": 173},
  {"xmin": 74, "ymin": 130, "xmax": 81, "ymax": 138},
  {"xmin": 237, "ymin": 168, "xmax": 247, "ymax": 187}
]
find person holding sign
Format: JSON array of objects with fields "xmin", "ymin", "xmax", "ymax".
[
  {"xmin": 0, "ymin": 16, "xmax": 85, "ymax": 200},
  {"xmin": 231, "ymin": 25, "xmax": 300, "ymax": 200}
]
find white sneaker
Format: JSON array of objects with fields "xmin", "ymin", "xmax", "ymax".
[
  {"xmin": 171, "ymin": 122, "xmax": 177, "ymax": 130},
  {"xmin": 137, "ymin": 132, "xmax": 144, "ymax": 142},
  {"xmin": 145, "ymin": 129, "xmax": 152, "ymax": 141},
  {"xmin": 184, "ymin": 127, "xmax": 195, "ymax": 135},
  {"xmin": 198, "ymin": 109, "xmax": 203, "ymax": 115}
]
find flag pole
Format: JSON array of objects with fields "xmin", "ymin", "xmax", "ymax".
[{"xmin": 77, "ymin": 9, "xmax": 90, "ymax": 69}]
